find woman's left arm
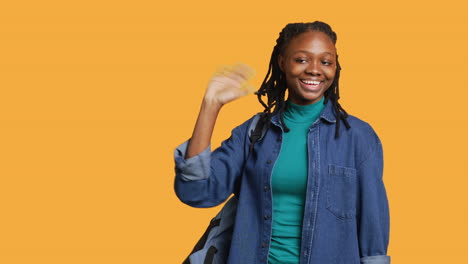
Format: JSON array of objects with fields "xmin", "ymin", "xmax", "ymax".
[{"xmin": 357, "ymin": 134, "xmax": 391, "ymax": 264}]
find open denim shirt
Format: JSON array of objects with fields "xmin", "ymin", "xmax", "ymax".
[{"xmin": 174, "ymin": 101, "xmax": 390, "ymax": 264}]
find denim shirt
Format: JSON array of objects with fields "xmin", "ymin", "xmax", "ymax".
[{"xmin": 174, "ymin": 101, "xmax": 391, "ymax": 264}]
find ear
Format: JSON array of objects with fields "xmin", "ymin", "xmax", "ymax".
[{"xmin": 277, "ymin": 54, "xmax": 284, "ymax": 72}]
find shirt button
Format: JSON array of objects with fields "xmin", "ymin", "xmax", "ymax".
[
  {"xmin": 261, "ymin": 242, "xmax": 267, "ymax": 248},
  {"xmin": 266, "ymin": 160, "xmax": 272, "ymax": 164},
  {"xmin": 264, "ymin": 185, "xmax": 270, "ymax": 192},
  {"xmin": 264, "ymin": 214, "xmax": 271, "ymax": 220}
]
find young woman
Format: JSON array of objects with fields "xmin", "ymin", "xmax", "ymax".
[{"xmin": 174, "ymin": 21, "xmax": 390, "ymax": 264}]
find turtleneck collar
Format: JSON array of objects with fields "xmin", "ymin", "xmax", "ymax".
[{"xmin": 283, "ymin": 96, "xmax": 326, "ymax": 124}]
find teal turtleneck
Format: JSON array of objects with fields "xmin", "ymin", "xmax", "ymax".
[{"xmin": 267, "ymin": 96, "xmax": 326, "ymax": 264}]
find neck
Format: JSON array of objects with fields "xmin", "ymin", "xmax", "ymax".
[{"xmin": 283, "ymin": 97, "xmax": 325, "ymax": 124}]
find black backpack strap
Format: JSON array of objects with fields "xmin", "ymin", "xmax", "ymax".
[
  {"xmin": 248, "ymin": 113, "xmax": 268, "ymax": 153},
  {"xmin": 204, "ymin": 246, "xmax": 218, "ymax": 264},
  {"xmin": 182, "ymin": 218, "xmax": 221, "ymax": 264}
]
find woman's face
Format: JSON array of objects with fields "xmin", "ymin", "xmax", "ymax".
[{"xmin": 278, "ymin": 30, "xmax": 337, "ymax": 105}]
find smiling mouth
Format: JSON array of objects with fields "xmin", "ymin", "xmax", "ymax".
[{"xmin": 300, "ymin": 79, "xmax": 322, "ymax": 90}]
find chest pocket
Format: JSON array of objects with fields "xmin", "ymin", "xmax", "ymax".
[{"xmin": 326, "ymin": 164, "xmax": 357, "ymax": 220}]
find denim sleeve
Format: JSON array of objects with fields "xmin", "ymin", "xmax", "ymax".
[
  {"xmin": 357, "ymin": 133, "xmax": 391, "ymax": 264},
  {"xmin": 173, "ymin": 119, "xmax": 250, "ymax": 208}
]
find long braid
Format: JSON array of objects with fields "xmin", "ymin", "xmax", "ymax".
[
  {"xmin": 255, "ymin": 21, "xmax": 351, "ymax": 138},
  {"xmin": 324, "ymin": 55, "xmax": 351, "ymax": 138}
]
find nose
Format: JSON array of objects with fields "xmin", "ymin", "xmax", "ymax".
[{"xmin": 305, "ymin": 61, "xmax": 321, "ymax": 76}]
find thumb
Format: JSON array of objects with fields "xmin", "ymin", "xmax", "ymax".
[{"xmin": 240, "ymin": 83, "xmax": 257, "ymax": 96}]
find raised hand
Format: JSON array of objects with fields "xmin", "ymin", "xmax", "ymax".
[
  {"xmin": 185, "ymin": 63, "xmax": 256, "ymax": 159},
  {"xmin": 204, "ymin": 63, "xmax": 256, "ymax": 107}
]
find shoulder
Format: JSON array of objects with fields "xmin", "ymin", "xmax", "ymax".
[
  {"xmin": 224, "ymin": 113, "xmax": 262, "ymax": 143},
  {"xmin": 344, "ymin": 114, "xmax": 382, "ymax": 154},
  {"xmin": 346, "ymin": 115, "xmax": 380, "ymax": 139},
  {"xmin": 215, "ymin": 113, "xmax": 261, "ymax": 157},
  {"xmin": 232, "ymin": 112, "xmax": 264, "ymax": 133}
]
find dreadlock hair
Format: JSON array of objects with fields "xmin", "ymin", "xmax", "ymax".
[{"xmin": 255, "ymin": 21, "xmax": 351, "ymax": 138}]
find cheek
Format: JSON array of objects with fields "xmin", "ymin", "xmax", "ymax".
[
  {"xmin": 287, "ymin": 63, "xmax": 305, "ymax": 76},
  {"xmin": 324, "ymin": 68, "xmax": 336, "ymax": 81}
]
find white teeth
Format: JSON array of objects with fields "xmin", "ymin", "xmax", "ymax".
[{"xmin": 301, "ymin": 80, "xmax": 320, "ymax": 85}]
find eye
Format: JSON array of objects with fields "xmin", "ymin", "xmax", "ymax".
[
  {"xmin": 322, "ymin": 61, "xmax": 333, "ymax": 66},
  {"xmin": 295, "ymin": 58, "xmax": 308, "ymax": 64}
]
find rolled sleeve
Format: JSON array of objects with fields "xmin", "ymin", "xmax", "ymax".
[
  {"xmin": 357, "ymin": 133, "xmax": 391, "ymax": 262},
  {"xmin": 360, "ymin": 255, "xmax": 390, "ymax": 264},
  {"xmin": 174, "ymin": 140, "xmax": 212, "ymax": 181}
]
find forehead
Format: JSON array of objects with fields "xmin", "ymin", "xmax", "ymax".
[{"xmin": 283, "ymin": 30, "xmax": 336, "ymax": 56}]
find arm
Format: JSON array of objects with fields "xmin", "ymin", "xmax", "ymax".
[
  {"xmin": 174, "ymin": 63, "xmax": 256, "ymax": 208},
  {"xmin": 185, "ymin": 100, "xmax": 221, "ymax": 159},
  {"xmin": 185, "ymin": 63, "xmax": 256, "ymax": 159},
  {"xmin": 357, "ymin": 133, "xmax": 391, "ymax": 264},
  {"xmin": 174, "ymin": 120, "xmax": 251, "ymax": 208}
]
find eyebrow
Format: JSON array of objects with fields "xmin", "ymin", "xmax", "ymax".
[{"xmin": 293, "ymin": 50, "xmax": 335, "ymax": 56}]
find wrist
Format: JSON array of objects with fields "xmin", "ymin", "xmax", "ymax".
[{"xmin": 202, "ymin": 97, "xmax": 223, "ymax": 112}]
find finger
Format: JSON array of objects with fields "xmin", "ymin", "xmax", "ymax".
[
  {"xmin": 225, "ymin": 63, "xmax": 255, "ymax": 84},
  {"xmin": 232, "ymin": 62, "xmax": 256, "ymax": 81},
  {"xmin": 210, "ymin": 73, "xmax": 246, "ymax": 89},
  {"xmin": 241, "ymin": 83, "xmax": 257, "ymax": 94},
  {"xmin": 214, "ymin": 63, "xmax": 255, "ymax": 82},
  {"xmin": 213, "ymin": 64, "xmax": 233, "ymax": 77},
  {"xmin": 237, "ymin": 83, "xmax": 256, "ymax": 98}
]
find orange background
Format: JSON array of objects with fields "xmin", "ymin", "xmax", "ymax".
[{"xmin": 1, "ymin": 0, "xmax": 467, "ymax": 263}]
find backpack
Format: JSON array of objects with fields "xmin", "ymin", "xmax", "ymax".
[{"xmin": 183, "ymin": 113, "xmax": 268, "ymax": 264}]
